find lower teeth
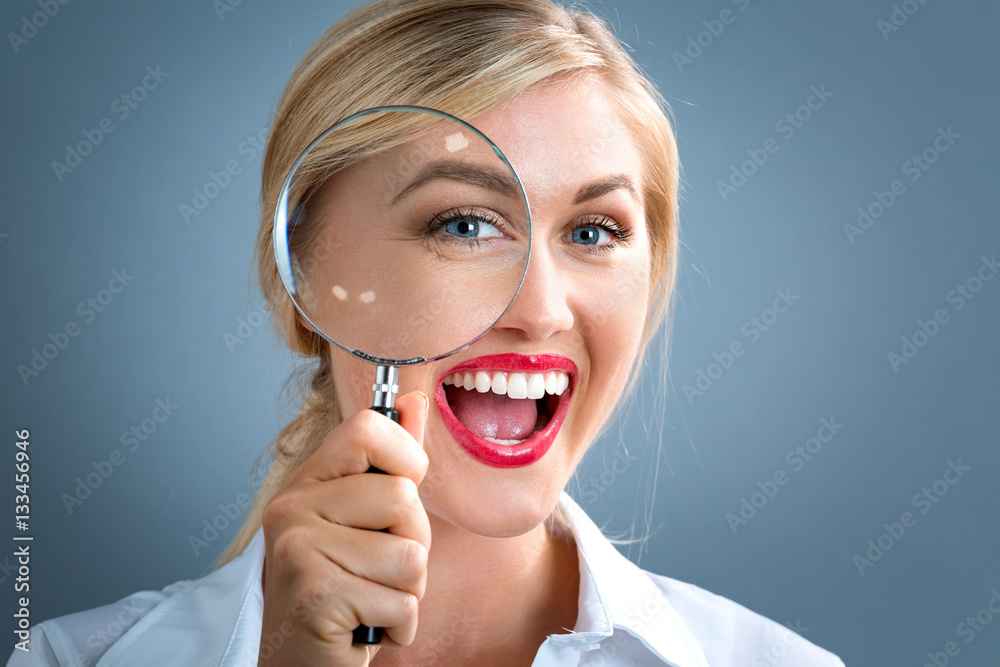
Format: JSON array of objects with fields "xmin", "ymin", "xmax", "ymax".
[{"xmin": 482, "ymin": 436, "xmax": 528, "ymax": 446}]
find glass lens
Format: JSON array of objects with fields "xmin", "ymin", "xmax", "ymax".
[{"xmin": 274, "ymin": 107, "xmax": 531, "ymax": 363}]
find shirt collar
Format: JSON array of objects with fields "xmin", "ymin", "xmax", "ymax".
[
  {"xmin": 553, "ymin": 491, "xmax": 709, "ymax": 667},
  {"xmin": 98, "ymin": 492, "xmax": 707, "ymax": 667},
  {"xmin": 96, "ymin": 527, "xmax": 266, "ymax": 666}
]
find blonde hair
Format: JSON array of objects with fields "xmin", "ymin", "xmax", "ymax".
[{"xmin": 216, "ymin": 0, "xmax": 680, "ymax": 567}]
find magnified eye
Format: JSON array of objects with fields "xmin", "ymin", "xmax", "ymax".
[
  {"xmin": 570, "ymin": 225, "xmax": 611, "ymax": 246},
  {"xmin": 424, "ymin": 207, "xmax": 510, "ymax": 250},
  {"xmin": 445, "ymin": 218, "xmax": 503, "ymax": 239}
]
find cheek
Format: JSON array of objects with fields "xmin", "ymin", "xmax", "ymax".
[
  {"xmin": 330, "ymin": 348, "xmax": 376, "ymax": 416},
  {"xmin": 587, "ymin": 302, "xmax": 646, "ymax": 389},
  {"xmin": 578, "ymin": 253, "xmax": 651, "ymax": 396},
  {"xmin": 581, "ymin": 248, "xmax": 650, "ymax": 342}
]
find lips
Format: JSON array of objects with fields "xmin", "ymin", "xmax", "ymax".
[{"xmin": 434, "ymin": 353, "xmax": 577, "ymax": 468}]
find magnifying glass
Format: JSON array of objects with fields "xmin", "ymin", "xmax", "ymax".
[{"xmin": 272, "ymin": 106, "xmax": 532, "ymax": 645}]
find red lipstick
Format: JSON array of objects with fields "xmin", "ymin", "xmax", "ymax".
[{"xmin": 434, "ymin": 353, "xmax": 576, "ymax": 468}]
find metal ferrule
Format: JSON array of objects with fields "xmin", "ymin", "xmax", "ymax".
[{"xmin": 372, "ymin": 364, "xmax": 400, "ymax": 410}]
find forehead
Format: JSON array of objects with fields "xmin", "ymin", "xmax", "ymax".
[{"xmin": 469, "ymin": 77, "xmax": 642, "ymax": 210}]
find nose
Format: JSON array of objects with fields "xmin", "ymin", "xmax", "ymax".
[{"xmin": 492, "ymin": 239, "xmax": 574, "ymax": 341}]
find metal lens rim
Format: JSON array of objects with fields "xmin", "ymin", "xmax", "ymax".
[{"xmin": 271, "ymin": 104, "xmax": 533, "ymax": 366}]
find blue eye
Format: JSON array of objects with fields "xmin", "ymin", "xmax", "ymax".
[
  {"xmin": 571, "ymin": 225, "xmax": 612, "ymax": 246},
  {"xmin": 444, "ymin": 218, "xmax": 502, "ymax": 239},
  {"xmin": 424, "ymin": 207, "xmax": 511, "ymax": 251}
]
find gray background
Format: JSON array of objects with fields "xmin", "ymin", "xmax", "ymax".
[{"xmin": 2, "ymin": 0, "xmax": 998, "ymax": 664}]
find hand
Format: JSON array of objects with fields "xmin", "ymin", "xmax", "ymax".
[{"xmin": 257, "ymin": 392, "xmax": 431, "ymax": 666}]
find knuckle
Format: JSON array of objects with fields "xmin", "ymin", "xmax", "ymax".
[
  {"xmin": 338, "ymin": 413, "xmax": 366, "ymax": 443},
  {"xmin": 399, "ymin": 539, "xmax": 428, "ymax": 577},
  {"xmin": 389, "ymin": 476, "xmax": 419, "ymax": 513},
  {"xmin": 271, "ymin": 524, "xmax": 310, "ymax": 564},
  {"xmin": 344, "ymin": 411, "xmax": 387, "ymax": 458},
  {"xmin": 394, "ymin": 591, "xmax": 419, "ymax": 623},
  {"xmin": 414, "ymin": 449, "xmax": 430, "ymax": 479},
  {"xmin": 353, "ymin": 408, "xmax": 384, "ymax": 436},
  {"xmin": 261, "ymin": 490, "xmax": 297, "ymax": 532},
  {"xmin": 260, "ymin": 504, "xmax": 280, "ymax": 534},
  {"xmin": 298, "ymin": 562, "xmax": 347, "ymax": 610}
]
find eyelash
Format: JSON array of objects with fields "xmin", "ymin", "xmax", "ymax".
[
  {"xmin": 423, "ymin": 209, "xmax": 633, "ymax": 254},
  {"xmin": 569, "ymin": 215, "xmax": 634, "ymax": 254},
  {"xmin": 424, "ymin": 207, "xmax": 509, "ymax": 250}
]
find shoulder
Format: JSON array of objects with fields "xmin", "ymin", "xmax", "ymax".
[
  {"xmin": 641, "ymin": 570, "xmax": 846, "ymax": 667},
  {"xmin": 6, "ymin": 579, "xmax": 193, "ymax": 667},
  {"xmin": 7, "ymin": 528, "xmax": 267, "ymax": 667}
]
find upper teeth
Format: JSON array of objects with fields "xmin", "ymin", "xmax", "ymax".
[{"xmin": 442, "ymin": 371, "xmax": 570, "ymax": 399}]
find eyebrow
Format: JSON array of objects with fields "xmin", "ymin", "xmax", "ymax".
[
  {"xmin": 574, "ymin": 175, "xmax": 639, "ymax": 204},
  {"xmin": 391, "ymin": 160, "xmax": 520, "ymax": 204},
  {"xmin": 391, "ymin": 162, "xmax": 640, "ymax": 207}
]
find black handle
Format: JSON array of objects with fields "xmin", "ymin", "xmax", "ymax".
[{"xmin": 352, "ymin": 405, "xmax": 400, "ymax": 646}]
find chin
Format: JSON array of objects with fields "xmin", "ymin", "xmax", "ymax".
[
  {"xmin": 419, "ymin": 418, "xmax": 568, "ymax": 538},
  {"xmin": 427, "ymin": 484, "xmax": 561, "ymax": 538}
]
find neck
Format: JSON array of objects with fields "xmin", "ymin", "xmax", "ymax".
[{"xmin": 372, "ymin": 507, "xmax": 580, "ymax": 667}]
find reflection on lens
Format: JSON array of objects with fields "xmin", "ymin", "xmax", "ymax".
[{"xmin": 274, "ymin": 107, "xmax": 531, "ymax": 363}]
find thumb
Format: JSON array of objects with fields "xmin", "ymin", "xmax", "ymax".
[{"xmin": 395, "ymin": 391, "xmax": 429, "ymax": 447}]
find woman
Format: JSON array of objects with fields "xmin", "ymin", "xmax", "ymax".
[{"xmin": 11, "ymin": 1, "xmax": 845, "ymax": 665}]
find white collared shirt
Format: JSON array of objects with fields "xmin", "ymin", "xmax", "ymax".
[{"xmin": 8, "ymin": 492, "xmax": 844, "ymax": 666}]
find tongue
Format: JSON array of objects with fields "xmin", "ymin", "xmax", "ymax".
[{"xmin": 448, "ymin": 388, "xmax": 538, "ymax": 440}]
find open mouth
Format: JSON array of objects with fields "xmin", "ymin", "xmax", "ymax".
[
  {"xmin": 434, "ymin": 354, "xmax": 576, "ymax": 468},
  {"xmin": 443, "ymin": 369, "xmax": 569, "ymax": 444}
]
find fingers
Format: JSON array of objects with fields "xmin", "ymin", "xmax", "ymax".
[
  {"xmin": 290, "ymin": 391, "xmax": 429, "ymax": 487},
  {"xmin": 264, "ymin": 546, "xmax": 421, "ymax": 650},
  {"xmin": 302, "ymin": 513, "xmax": 428, "ymax": 600},
  {"xmin": 396, "ymin": 391, "xmax": 428, "ymax": 445},
  {"xmin": 268, "ymin": 472, "xmax": 431, "ymax": 551},
  {"xmin": 258, "ymin": 389, "xmax": 433, "ymax": 663}
]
